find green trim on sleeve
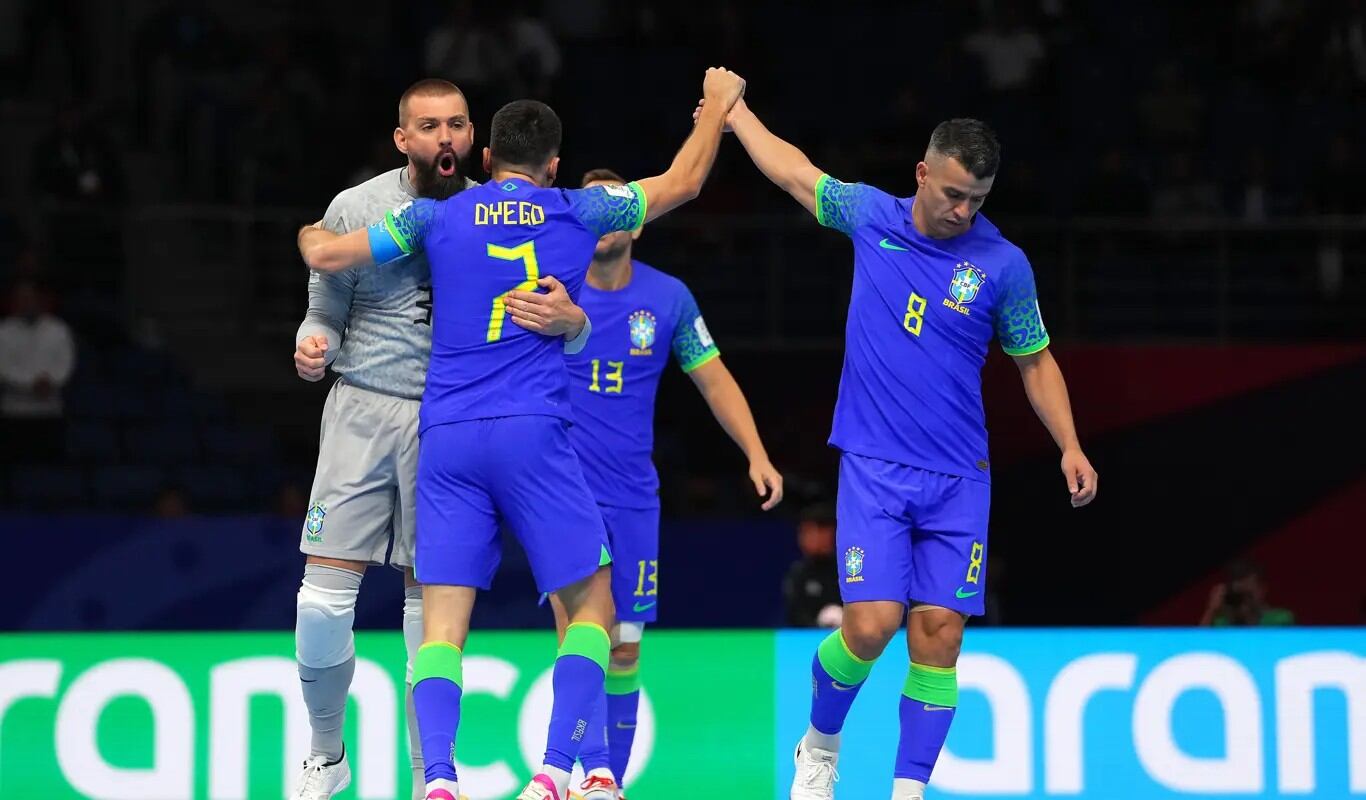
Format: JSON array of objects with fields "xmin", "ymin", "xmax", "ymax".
[
  {"xmin": 679, "ymin": 348, "xmax": 721, "ymax": 374},
  {"xmin": 626, "ymin": 181, "xmax": 648, "ymax": 229},
  {"xmin": 814, "ymin": 174, "xmax": 832, "ymax": 226},
  {"xmin": 383, "ymin": 211, "xmax": 413, "ymax": 255},
  {"xmin": 1001, "ymin": 334, "xmax": 1051, "ymax": 358}
]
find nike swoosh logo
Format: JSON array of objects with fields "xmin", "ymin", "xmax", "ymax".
[
  {"xmin": 878, "ymin": 238, "xmax": 910, "ymax": 251},
  {"xmin": 923, "ymin": 704, "xmax": 954, "ymax": 712},
  {"xmin": 632, "ymin": 601, "xmax": 656, "ymax": 613},
  {"xmin": 615, "ymin": 721, "xmax": 637, "ymax": 730},
  {"xmin": 955, "ymin": 586, "xmax": 980, "ymax": 599},
  {"xmin": 300, "ymin": 678, "xmax": 317, "ymax": 683},
  {"xmin": 830, "ymin": 681, "xmax": 859, "ymax": 692}
]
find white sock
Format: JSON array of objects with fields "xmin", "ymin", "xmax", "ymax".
[
  {"xmin": 424, "ymin": 777, "xmax": 459, "ymax": 798},
  {"xmin": 410, "ymin": 766, "xmax": 425, "ymax": 800},
  {"xmin": 803, "ymin": 724, "xmax": 841, "ymax": 753},
  {"xmin": 891, "ymin": 777, "xmax": 927, "ymax": 799},
  {"xmin": 539, "ymin": 763, "xmax": 572, "ymax": 797},
  {"xmin": 403, "ymin": 586, "xmax": 425, "ymax": 779}
]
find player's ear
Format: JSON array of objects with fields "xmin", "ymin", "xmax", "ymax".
[
  {"xmin": 915, "ymin": 161, "xmax": 928, "ymax": 188},
  {"xmin": 482, "ymin": 147, "xmax": 492, "ymax": 175},
  {"xmin": 546, "ymin": 156, "xmax": 561, "ymax": 186},
  {"xmin": 393, "ymin": 127, "xmax": 408, "ymax": 155}
]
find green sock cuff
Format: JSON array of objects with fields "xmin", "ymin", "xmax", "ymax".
[
  {"xmin": 413, "ymin": 642, "xmax": 463, "ymax": 689},
  {"xmin": 560, "ymin": 622, "xmax": 611, "ymax": 670},
  {"xmin": 817, "ymin": 630, "xmax": 875, "ymax": 686},
  {"xmin": 605, "ymin": 665, "xmax": 641, "ymax": 695},
  {"xmin": 903, "ymin": 662, "xmax": 958, "ymax": 707}
]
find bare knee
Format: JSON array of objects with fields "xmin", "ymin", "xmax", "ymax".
[
  {"xmin": 554, "ymin": 566, "xmax": 614, "ymax": 628},
  {"xmin": 841, "ymin": 602, "xmax": 904, "ymax": 660},
  {"xmin": 908, "ymin": 607, "xmax": 965, "ymax": 667},
  {"xmin": 610, "ymin": 641, "xmax": 640, "ymax": 670}
]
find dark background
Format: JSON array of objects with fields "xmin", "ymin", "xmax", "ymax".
[{"xmin": 1, "ymin": 0, "xmax": 1363, "ymax": 630}]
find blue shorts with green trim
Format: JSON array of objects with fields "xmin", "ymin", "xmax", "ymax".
[
  {"xmin": 836, "ymin": 451, "xmax": 990, "ymax": 616},
  {"xmin": 416, "ymin": 415, "xmax": 609, "ymax": 594},
  {"xmin": 601, "ymin": 503, "xmax": 661, "ymax": 623}
]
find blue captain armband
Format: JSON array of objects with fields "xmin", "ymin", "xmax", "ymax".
[{"xmin": 367, "ymin": 217, "xmax": 407, "ymax": 265}]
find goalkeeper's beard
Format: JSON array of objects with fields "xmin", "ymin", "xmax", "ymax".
[{"xmin": 411, "ymin": 150, "xmax": 470, "ymax": 200}]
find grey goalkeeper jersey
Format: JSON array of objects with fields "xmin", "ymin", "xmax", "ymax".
[{"xmin": 296, "ymin": 167, "xmax": 476, "ymax": 400}]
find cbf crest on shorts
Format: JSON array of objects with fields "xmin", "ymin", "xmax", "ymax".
[
  {"xmin": 628, "ymin": 309, "xmax": 656, "ymax": 356},
  {"xmin": 844, "ymin": 546, "xmax": 865, "ymax": 583},
  {"xmin": 305, "ymin": 503, "xmax": 327, "ymax": 543}
]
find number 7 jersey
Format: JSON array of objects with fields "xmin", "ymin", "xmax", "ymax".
[
  {"xmin": 816, "ymin": 174, "xmax": 1049, "ymax": 482},
  {"xmin": 367, "ymin": 178, "xmax": 647, "ymax": 433}
]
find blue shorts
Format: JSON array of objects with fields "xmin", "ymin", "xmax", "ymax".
[
  {"xmin": 836, "ymin": 452, "xmax": 991, "ymax": 616},
  {"xmin": 416, "ymin": 416, "xmax": 609, "ymax": 595},
  {"xmin": 601, "ymin": 504, "xmax": 661, "ymax": 623}
]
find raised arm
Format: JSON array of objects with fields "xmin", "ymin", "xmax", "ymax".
[
  {"xmin": 725, "ymin": 98, "xmax": 825, "ymax": 216},
  {"xmin": 297, "ymin": 224, "xmax": 376, "ymax": 273},
  {"xmin": 634, "ymin": 67, "xmax": 746, "ymax": 222}
]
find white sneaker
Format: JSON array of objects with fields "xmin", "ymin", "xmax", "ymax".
[
  {"xmin": 791, "ymin": 740, "xmax": 839, "ymax": 799},
  {"xmin": 576, "ymin": 770, "xmax": 619, "ymax": 800},
  {"xmin": 517, "ymin": 774, "xmax": 563, "ymax": 800},
  {"xmin": 289, "ymin": 752, "xmax": 351, "ymax": 800},
  {"xmin": 423, "ymin": 778, "xmax": 462, "ymax": 800}
]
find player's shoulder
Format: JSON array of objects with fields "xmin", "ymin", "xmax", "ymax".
[
  {"xmin": 967, "ymin": 212, "xmax": 1028, "ymax": 266},
  {"xmin": 634, "ymin": 260, "xmax": 694, "ymax": 300},
  {"xmin": 331, "ymin": 167, "xmax": 407, "ymax": 208}
]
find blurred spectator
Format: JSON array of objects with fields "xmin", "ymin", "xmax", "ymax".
[
  {"xmin": 783, "ymin": 502, "xmax": 842, "ymax": 628},
  {"xmin": 425, "ymin": 0, "xmax": 502, "ymax": 112},
  {"xmin": 275, "ymin": 480, "xmax": 309, "ymax": 519},
  {"xmin": 153, "ymin": 486, "xmax": 191, "ymax": 519},
  {"xmin": 1138, "ymin": 60, "xmax": 1205, "ymax": 147},
  {"xmin": 1200, "ymin": 560, "xmax": 1294, "ymax": 627},
  {"xmin": 962, "ymin": 6, "xmax": 1047, "ymax": 95},
  {"xmin": 32, "ymin": 106, "xmax": 125, "ymax": 206},
  {"xmin": 0, "ymin": 278, "xmax": 76, "ymax": 464},
  {"xmin": 1079, "ymin": 147, "xmax": 1152, "ymax": 217},
  {"xmin": 1324, "ymin": 0, "xmax": 1366, "ymax": 90},
  {"xmin": 1308, "ymin": 133, "xmax": 1366, "ymax": 214},
  {"xmin": 1152, "ymin": 151, "xmax": 1221, "ymax": 218},
  {"xmin": 1237, "ymin": 147, "xmax": 1272, "ymax": 221},
  {"xmin": 495, "ymin": 1, "xmax": 563, "ymax": 100}
]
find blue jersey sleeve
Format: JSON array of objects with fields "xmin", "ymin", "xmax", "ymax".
[
  {"xmin": 366, "ymin": 197, "xmax": 440, "ymax": 265},
  {"xmin": 566, "ymin": 182, "xmax": 648, "ymax": 237},
  {"xmin": 671, "ymin": 285, "xmax": 720, "ymax": 373},
  {"xmin": 815, "ymin": 174, "xmax": 882, "ymax": 235},
  {"xmin": 994, "ymin": 256, "xmax": 1050, "ymax": 356}
]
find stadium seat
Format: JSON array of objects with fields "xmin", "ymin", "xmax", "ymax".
[
  {"xmin": 10, "ymin": 465, "xmax": 88, "ymax": 509},
  {"xmin": 180, "ymin": 465, "xmax": 251, "ymax": 512},
  {"xmin": 123, "ymin": 424, "xmax": 199, "ymax": 466},
  {"xmin": 65, "ymin": 421, "xmax": 121, "ymax": 463},
  {"xmin": 91, "ymin": 466, "xmax": 165, "ymax": 511}
]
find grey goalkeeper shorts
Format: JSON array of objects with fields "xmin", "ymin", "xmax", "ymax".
[{"xmin": 300, "ymin": 378, "xmax": 419, "ymax": 569}]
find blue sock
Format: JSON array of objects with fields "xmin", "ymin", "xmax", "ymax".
[
  {"xmin": 895, "ymin": 663, "xmax": 958, "ymax": 781},
  {"xmin": 412, "ymin": 642, "xmax": 463, "ymax": 783},
  {"xmin": 544, "ymin": 623, "xmax": 611, "ymax": 772},
  {"xmin": 578, "ymin": 685, "xmax": 611, "ymax": 774},
  {"xmin": 605, "ymin": 666, "xmax": 641, "ymax": 783},
  {"xmin": 809, "ymin": 630, "xmax": 876, "ymax": 738}
]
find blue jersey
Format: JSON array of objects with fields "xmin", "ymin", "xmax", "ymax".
[
  {"xmin": 565, "ymin": 261, "xmax": 720, "ymax": 508},
  {"xmin": 816, "ymin": 174, "xmax": 1049, "ymax": 482},
  {"xmin": 367, "ymin": 179, "xmax": 647, "ymax": 433}
]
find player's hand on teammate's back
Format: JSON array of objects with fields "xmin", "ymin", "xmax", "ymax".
[
  {"xmin": 702, "ymin": 67, "xmax": 746, "ymax": 110},
  {"xmin": 295, "ymin": 335, "xmax": 329, "ymax": 382},
  {"xmin": 750, "ymin": 458, "xmax": 785, "ymax": 511},
  {"xmin": 505, "ymin": 276, "xmax": 587, "ymax": 338},
  {"xmin": 1061, "ymin": 448, "xmax": 1098, "ymax": 507}
]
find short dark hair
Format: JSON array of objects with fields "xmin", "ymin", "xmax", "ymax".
[
  {"xmin": 398, "ymin": 78, "xmax": 466, "ymax": 126},
  {"xmin": 927, "ymin": 118, "xmax": 1001, "ymax": 179},
  {"xmin": 489, "ymin": 100, "xmax": 562, "ymax": 172},
  {"xmin": 581, "ymin": 168, "xmax": 626, "ymax": 187}
]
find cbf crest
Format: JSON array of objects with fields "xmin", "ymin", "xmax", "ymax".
[
  {"xmin": 950, "ymin": 262, "xmax": 986, "ymax": 305},
  {"xmin": 304, "ymin": 503, "xmax": 327, "ymax": 543},
  {"xmin": 628, "ymin": 310, "xmax": 657, "ymax": 356},
  {"xmin": 844, "ymin": 546, "xmax": 865, "ymax": 583}
]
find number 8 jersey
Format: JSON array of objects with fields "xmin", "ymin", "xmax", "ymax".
[
  {"xmin": 816, "ymin": 174, "xmax": 1049, "ymax": 483},
  {"xmin": 366, "ymin": 178, "xmax": 647, "ymax": 434}
]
